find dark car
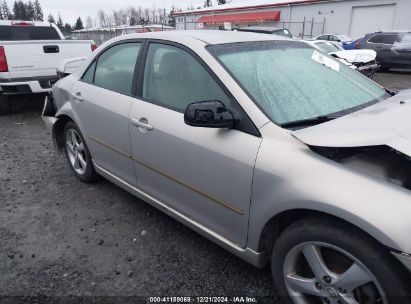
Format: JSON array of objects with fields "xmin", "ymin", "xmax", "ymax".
[
  {"xmin": 357, "ymin": 31, "xmax": 411, "ymax": 71},
  {"xmin": 236, "ymin": 26, "xmax": 293, "ymax": 38}
]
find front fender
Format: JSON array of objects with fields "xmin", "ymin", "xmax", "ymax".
[{"xmin": 248, "ymin": 126, "xmax": 411, "ymax": 254}]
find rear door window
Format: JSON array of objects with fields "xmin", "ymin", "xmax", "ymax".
[
  {"xmin": 369, "ymin": 34, "xmax": 397, "ymax": 45},
  {"xmin": 316, "ymin": 35, "xmax": 329, "ymax": 40},
  {"xmin": 0, "ymin": 25, "xmax": 61, "ymax": 40},
  {"xmin": 329, "ymin": 35, "xmax": 340, "ymax": 42},
  {"xmin": 93, "ymin": 42, "xmax": 141, "ymax": 95}
]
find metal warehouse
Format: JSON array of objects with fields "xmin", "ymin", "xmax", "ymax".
[{"xmin": 174, "ymin": 0, "xmax": 411, "ymax": 39}]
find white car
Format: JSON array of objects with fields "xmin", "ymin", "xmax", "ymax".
[
  {"xmin": 0, "ymin": 20, "xmax": 96, "ymax": 113},
  {"xmin": 313, "ymin": 34, "xmax": 352, "ymax": 47},
  {"xmin": 305, "ymin": 40, "xmax": 379, "ymax": 78}
]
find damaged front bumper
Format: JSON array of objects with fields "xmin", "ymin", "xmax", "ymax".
[
  {"xmin": 42, "ymin": 94, "xmax": 58, "ymax": 150},
  {"xmin": 355, "ymin": 62, "xmax": 380, "ymax": 78}
]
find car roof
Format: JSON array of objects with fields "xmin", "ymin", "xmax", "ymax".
[
  {"xmin": 237, "ymin": 26, "xmax": 286, "ymax": 32},
  {"xmin": 116, "ymin": 30, "xmax": 293, "ymax": 45},
  {"xmin": 370, "ymin": 30, "xmax": 411, "ymax": 34}
]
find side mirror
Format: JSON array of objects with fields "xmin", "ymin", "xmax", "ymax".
[{"xmin": 184, "ymin": 100, "xmax": 235, "ymax": 129}]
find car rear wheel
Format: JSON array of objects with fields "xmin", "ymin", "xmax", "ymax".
[
  {"xmin": 64, "ymin": 121, "xmax": 97, "ymax": 182},
  {"xmin": 271, "ymin": 217, "xmax": 410, "ymax": 304}
]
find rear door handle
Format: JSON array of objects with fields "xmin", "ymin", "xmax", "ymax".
[
  {"xmin": 72, "ymin": 92, "xmax": 84, "ymax": 102},
  {"xmin": 131, "ymin": 118, "xmax": 153, "ymax": 130},
  {"xmin": 43, "ymin": 45, "xmax": 59, "ymax": 53}
]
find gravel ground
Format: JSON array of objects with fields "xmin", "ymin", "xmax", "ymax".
[{"xmin": 1, "ymin": 71, "xmax": 410, "ymax": 303}]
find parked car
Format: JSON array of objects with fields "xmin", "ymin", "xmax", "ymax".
[
  {"xmin": 236, "ymin": 26, "xmax": 293, "ymax": 38},
  {"xmin": 313, "ymin": 34, "xmax": 352, "ymax": 48},
  {"xmin": 43, "ymin": 31, "xmax": 411, "ymax": 304},
  {"xmin": 0, "ymin": 20, "xmax": 96, "ymax": 114},
  {"xmin": 305, "ymin": 40, "xmax": 379, "ymax": 78},
  {"xmin": 356, "ymin": 31, "xmax": 411, "ymax": 71},
  {"xmin": 343, "ymin": 37, "xmax": 363, "ymax": 50}
]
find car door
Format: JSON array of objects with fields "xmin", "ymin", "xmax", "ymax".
[
  {"xmin": 367, "ymin": 34, "xmax": 397, "ymax": 66},
  {"xmin": 70, "ymin": 41, "xmax": 143, "ymax": 185},
  {"xmin": 129, "ymin": 42, "xmax": 262, "ymax": 247},
  {"xmin": 392, "ymin": 33, "xmax": 411, "ymax": 67}
]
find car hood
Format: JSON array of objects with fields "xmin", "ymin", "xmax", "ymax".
[
  {"xmin": 292, "ymin": 89, "xmax": 411, "ymax": 156},
  {"xmin": 330, "ymin": 49, "xmax": 376, "ymax": 63}
]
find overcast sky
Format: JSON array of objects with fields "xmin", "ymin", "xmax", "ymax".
[{"xmin": 36, "ymin": 0, "xmax": 207, "ymax": 24}]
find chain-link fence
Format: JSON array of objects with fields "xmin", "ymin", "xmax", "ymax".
[
  {"xmin": 71, "ymin": 17, "xmax": 325, "ymax": 45},
  {"xmin": 71, "ymin": 24, "xmax": 175, "ymax": 45},
  {"xmin": 176, "ymin": 17, "xmax": 326, "ymax": 39}
]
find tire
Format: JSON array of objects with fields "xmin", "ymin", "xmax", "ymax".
[
  {"xmin": 63, "ymin": 121, "xmax": 97, "ymax": 182},
  {"xmin": 271, "ymin": 217, "xmax": 411, "ymax": 304}
]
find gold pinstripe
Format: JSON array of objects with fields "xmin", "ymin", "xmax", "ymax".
[{"xmin": 88, "ymin": 136, "xmax": 245, "ymax": 215}]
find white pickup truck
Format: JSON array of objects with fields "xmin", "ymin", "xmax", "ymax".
[{"xmin": 0, "ymin": 20, "xmax": 96, "ymax": 113}]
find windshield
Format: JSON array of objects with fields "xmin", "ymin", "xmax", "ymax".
[
  {"xmin": 313, "ymin": 41, "xmax": 341, "ymax": 53},
  {"xmin": 208, "ymin": 41, "xmax": 387, "ymax": 126}
]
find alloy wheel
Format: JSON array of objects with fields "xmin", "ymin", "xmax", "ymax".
[
  {"xmin": 65, "ymin": 128, "xmax": 87, "ymax": 175},
  {"xmin": 283, "ymin": 242, "xmax": 386, "ymax": 304}
]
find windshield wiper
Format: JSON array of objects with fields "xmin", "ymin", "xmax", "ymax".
[{"xmin": 280, "ymin": 115, "xmax": 340, "ymax": 128}]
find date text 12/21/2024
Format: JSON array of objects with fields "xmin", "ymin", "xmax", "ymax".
[{"xmin": 149, "ymin": 296, "xmax": 258, "ymax": 303}]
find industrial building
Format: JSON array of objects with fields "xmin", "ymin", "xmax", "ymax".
[{"xmin": 173, "ymin": 0, "xmax": 411, "ymax": 39}]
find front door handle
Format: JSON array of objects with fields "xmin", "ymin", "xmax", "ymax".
[
  {"xmin": 131, "ymin": 118, "xmax": 153, "ymax": 131},
  {"xmin": 72, "ymin": 92, "xmax": 84, "ymax": 102}
]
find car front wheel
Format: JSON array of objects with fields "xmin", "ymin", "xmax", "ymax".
[
  {"xmin": 271, "ymin": 217, "xmax": 411, "ymax": 304},
  {"xmin": 64, "ymin": 121, "xmax": 97, "ymax": 182}
]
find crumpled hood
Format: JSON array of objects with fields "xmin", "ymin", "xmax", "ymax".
[
  {"xmin": 292, "ymin": 89, "xmax": 411, "ymax": 156},
  {"xmin": 331, "ymin": 49, "xmax": 377, "ymax": 64}
]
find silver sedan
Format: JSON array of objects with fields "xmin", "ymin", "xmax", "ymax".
[{"xmin": 43, "ymin": 31, "xmax": 411, "ymax": 304}]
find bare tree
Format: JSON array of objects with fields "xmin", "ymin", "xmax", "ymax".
[
  {"xmin": 85, "ymin": 16, "xmax": 93, "ymax": 28},
  {"xmin": 142, "ymin": 8, "xmax": 150, "ymax": 23},
  {"xmin": 112, "ymin": 10, "xmax": 121, "ymax": 26},
  {"xmin": 97, "ymin": 10, "xmax": 107, "ymax": 27},
  {"xmin": 157, "ymin": 8, "xmax": 165, "ymax": 24}
]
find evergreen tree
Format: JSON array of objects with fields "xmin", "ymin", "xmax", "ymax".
[
  {"xmin": 167, "ymin": 6, "xmax": 176, "ymax": 27},
  {"xmin": 74, "ymin": 17, "xmax": 83, "ymax": 30},
  {"xmin": 0, "ymin": 4, "xmax": 3, "ymax": 19},
  {"xmin": 217, "ymin": 0, "xmax": 230, "ymax": 4},
  {"xmin": 56, "ymin": 12, "xmax": 63, "ymax": 28},
  {"xmin": 26, "ymin": 1, "xmax": 36, "ymax": 20},
  {"xmin": 203, "ymin": 0, "xmax": 212, "ymax": 8},
  {"xmin": 1, "ymin": 0, "xmax": 12, "ymax": 19},
  {"xmin": 33, "ymin": 0, "xmax": 43, "ymax": 21},
  {"xmin": 13, "ymin": 1, "xmax": 27, "ymax": 20},
  {"xmin": 47, "ymin": 12, "xmax": 55, "ymax": 23},
  {"xmin": 64, "ymin": 22, "xmax": 71, "ymax": 31}
]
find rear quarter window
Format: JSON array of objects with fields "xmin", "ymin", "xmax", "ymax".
[{"xmin": 0, "ymin": 25, "xmax": 61, "ymax": 40}]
